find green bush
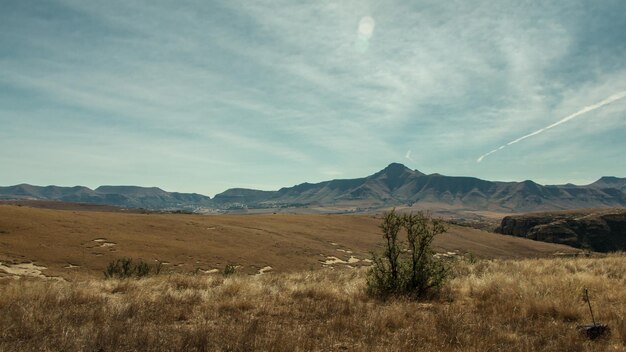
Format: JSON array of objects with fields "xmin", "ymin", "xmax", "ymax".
[
  {"xmin": 367, "ymin": 209, "xmax": 450, "ymax": 299},
  {"xmin": 104, "ymin": 258, "xmax": 161, "ymax": 279}
]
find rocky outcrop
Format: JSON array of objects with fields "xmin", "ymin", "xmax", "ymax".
[{"xmin": 496, "ymin": 209, "xmax": 626, "ymax": 252}]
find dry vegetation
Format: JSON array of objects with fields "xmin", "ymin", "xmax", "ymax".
[
  {"xmin": 0, "ymin": 205, "xmax": 578, "ymax": 279},
  {"xmin": 1, "ymin": 254, "xmax": 624, "ymax": 351}
]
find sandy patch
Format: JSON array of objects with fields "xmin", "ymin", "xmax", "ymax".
[
  {"xmin": 321, "ymin": 256, "xmax": 347, "ymax": 265},
  {"xmin": 347, "ymin": 256, "xmax": 360, "ymax": 264},
  {"xmin": 258, "ymin": 266, "xmax": 273, "ymax": 275},
  {"xmin": 93, "ymin": 239, "xmax": 116, "ymax": 247},
  {"xmin": 336, "ymin": 249, "xmax": 353, "ymax": 254},
  {"xmin": 434, "ymin": 250, "xmax": 460, "ymax": 259},
  {"xmin": 0, "ymin": 262, "xmax": 50, "ymax": 278},
  {"xmin": 321, "ymin": 255, "xmax": 364, "ymax": 266}
]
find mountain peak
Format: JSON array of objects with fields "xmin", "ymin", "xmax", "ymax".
[
  {"xmin": 364, "ymin": 163, "xmax": 425, "ymax": 192},
  {"xmin": 383, "ymin": 162, "xmax": 409, "ymax": 171},
  {"xmin": 376, "ymin": 163, "xmax": 424, "ymax": 177}
]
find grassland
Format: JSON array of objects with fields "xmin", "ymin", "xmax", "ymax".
[
  {"xmin": 2, "ymin": 204, "xmax": 619, "ymax": 351},
  {"xmin": 1, "ymin": 254, "xmax": 624, "ymax": 351},
  {"xmin": 0, "ymin": 205, "xmax": 577, "ymax": 279}
]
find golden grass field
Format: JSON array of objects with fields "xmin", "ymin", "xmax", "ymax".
[
  {"xmin": 1, "ymin": 255, "xmax": 624, "ymax": 351},
  {"xmin": 0, "ymin": 204, "xmax": 577, "ymax": 279},
  {"xmin": 2, "ymin": 204, "xmax": 623, "ymax": 351}
]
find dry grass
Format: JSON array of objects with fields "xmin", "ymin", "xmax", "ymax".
[
  {"xmin": 0, "ymin": 205, "xmax": 578, "ymax": 279},
  {"xmin": 1, "ymin": 254, "xmax": 624, "ymax": 351}
]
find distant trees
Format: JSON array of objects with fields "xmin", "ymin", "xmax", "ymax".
[{"xmin": 367, "ymin": 209, "xmax": 449, "ymax": 299}]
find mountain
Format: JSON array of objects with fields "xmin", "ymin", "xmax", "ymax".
[
  {"xmin": 2, "ymin": 163, "xmax": 625, "ymax": 212},
  {"xmin": 213, "ymin": 163, "xmax": 424, "ymax": 207},
  {"xmin": 213, "ymin": 163, "xmax": 626, "ymax": 212},
  {"xmin": 0, "ymin": 184, "xmax": 213, "ymax": 210}
]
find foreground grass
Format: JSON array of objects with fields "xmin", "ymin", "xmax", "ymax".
[{"xmin": 1, "ymin": 255, "xmax": 625, "ymax": 351}]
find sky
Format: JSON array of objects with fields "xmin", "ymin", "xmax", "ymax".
[{"xmin": 1, "ymin": 0, "xmax": 625, "ymax": 196}]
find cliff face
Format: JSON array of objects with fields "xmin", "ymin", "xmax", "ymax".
[{"xmin": 496, "ymin": 209, "xmax": 626, "ymax": 252}]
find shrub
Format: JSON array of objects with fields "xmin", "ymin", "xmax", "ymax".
[
  {"xmin": 104, "ymin": 258, "xmax": 161, "ymax": 279},
  {"xmin": 367, "ymin": 209, "xmax": 449, "ymax": 299},
  {"xmin": 223, "ymin": 264, "xmax": 237, "ymax": 277}
]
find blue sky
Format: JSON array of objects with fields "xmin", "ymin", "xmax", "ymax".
[{"xmin": 1, "ymin": 0, "xmax": 625, "ymax": 196}]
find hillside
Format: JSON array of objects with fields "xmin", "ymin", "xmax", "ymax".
[
  {"xmin": 496, "ymin": 208, "xmax": 626, "ymax": 252},
  {"xmin": 0, "ymin": 205, "xmax": 578, "ymax": 279}
]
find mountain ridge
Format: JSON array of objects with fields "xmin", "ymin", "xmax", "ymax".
[
  {"xmin": 1, "ymin": 163, "xmax": 625, "ymax": 212},
  {"xmin": 0, "ymin": 184, "xmax": 213, "ymax": 210},
  {"xmin": 213, "ymin": 163, "xmax": 626, "ymax": 212}
]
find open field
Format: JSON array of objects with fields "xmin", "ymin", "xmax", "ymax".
[
  {"xmin": 1, "ymin": 255, "xmax": 624, "ymax": 351},
  {"xmin": 0, "ymin": 205, "xmax": 578, "ymax": 279}
]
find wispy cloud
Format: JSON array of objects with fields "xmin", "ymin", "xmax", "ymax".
[
  {"xmin": 405, "ymin": 150, "xmax": 414, "ymax": 162},
  {"xmin": 1, "ymin": 1, "xmax": 626, "ymax": 193}
]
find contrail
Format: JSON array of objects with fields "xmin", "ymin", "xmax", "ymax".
[{"xmin": 477, "ymin": 91, "xmax": 626, "ymax": 163}]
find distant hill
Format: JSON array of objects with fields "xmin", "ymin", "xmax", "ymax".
[
  {"xmin": 589, "ymin": 176, "xmax": 626, "ymax": 191},
  {"xmin": 0, "ymin": 184, "xmax": 213, "ymax": 210},
  {"xmin": 2, "ymin": 163, "xmax": 625, "ymax": 212}
]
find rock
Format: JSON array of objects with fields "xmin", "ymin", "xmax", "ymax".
[
  {"xmin": 496, "ymin": 209, "xmax": 626, "ymax": 252},
  {"xmin": 577, "ymin": 324, "xmax": 610, "ymax": 340}
]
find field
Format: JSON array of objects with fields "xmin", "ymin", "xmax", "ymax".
[
  {"xmin": 0, "ymin": 204, "xmax": 578, "ymax": 279},
  {"xmin": 1, "ymin": 255, "xmax": 624, "ymax": 351},
  {"xmin": 3, "ymin": 204, "xmax": 623, "ymax": 351}
]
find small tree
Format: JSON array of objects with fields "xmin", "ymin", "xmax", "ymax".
[
  {"xmin": 367, "ymin": 210, "xmax": 404, "ymax": 296},
  {"xmin": 367, "ymin": 209, "xmax": 449, "ymax": 299},
  {"xmin": 403, "ymin": 212, "xmax": 448, "ymax": 298}
]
